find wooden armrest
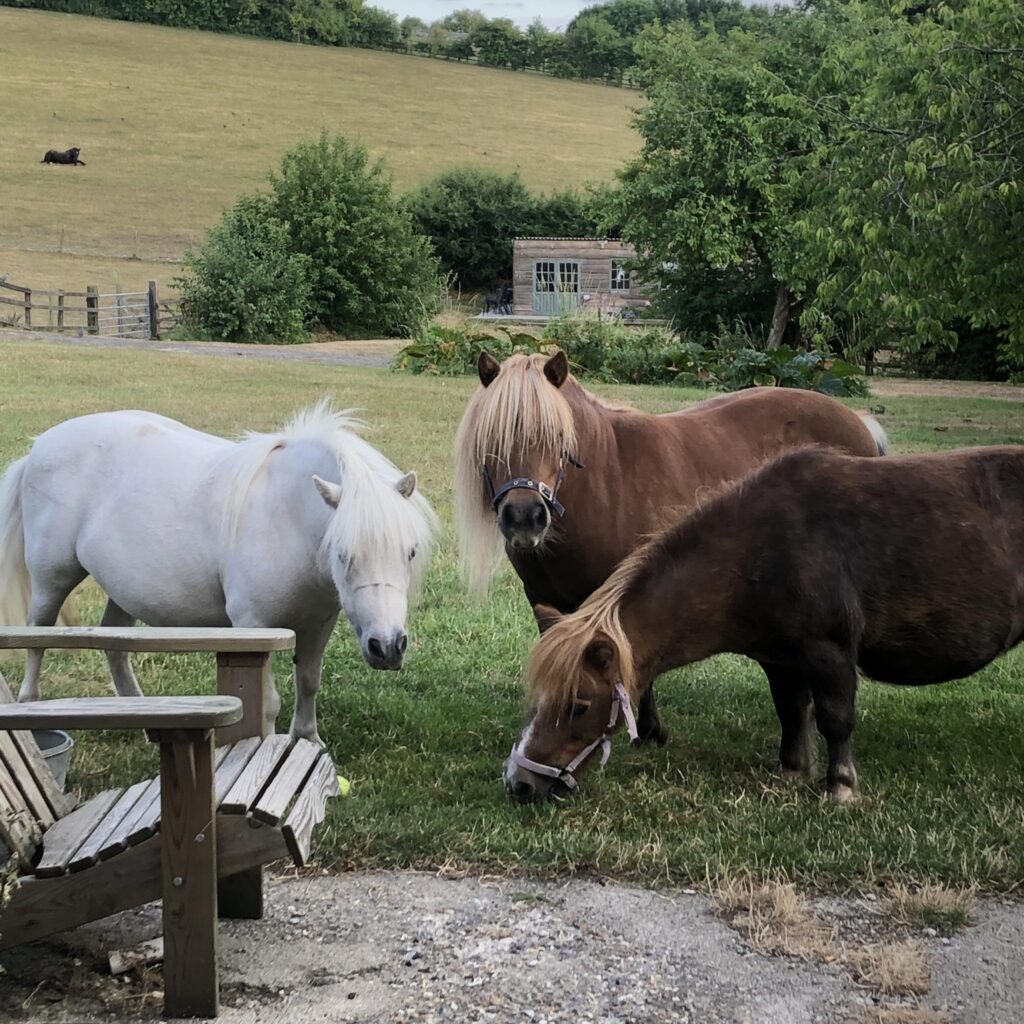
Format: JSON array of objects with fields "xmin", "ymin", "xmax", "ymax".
[
  {"xmin": 0, "ymin": 696, "xmax": 242, "ymax": 731},
  {"xmin": 0, "ymin": 627, "xmax": 295, "ymax": 653}
]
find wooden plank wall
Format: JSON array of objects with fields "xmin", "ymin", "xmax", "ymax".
[{"xmin": 512, "ymin": 239, "xmax": 648, "ymax": 317}]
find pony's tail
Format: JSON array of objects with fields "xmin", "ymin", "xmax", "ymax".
[
  {"xmin": 0, "ymin": 457, "xmax": 78, "ymax": 627},
  {"xmin": 0, "ymin": 458, "xmax": 31, "ymax": 626},
  {"xmin": 858, "ymin": 413, "xmax": 890, "ymax": 457}
]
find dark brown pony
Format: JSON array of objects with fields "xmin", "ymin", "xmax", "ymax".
[
  {"xmin": 505, "ymin": 445, "xmax": 1024, "ymax": 803},
  {"xmin": 41, "ymin": 147, "xmax": 85, "ymax": 165},
  {"xmin": 455, "ymin": 350, "xmax": 887, "ymax": 744}
]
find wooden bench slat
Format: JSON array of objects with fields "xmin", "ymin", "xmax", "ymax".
[
  {"xmin": 281, "ymin": 756, "xmax": 339, "ymax": 868},
  {"xmin": 0, "ymin": 730, "xmax": 54, "ymax": 830},
  {"xmin": 68, "ymin": 780, "xmax": 150, "ymax": 872},
  {"xmin": 115, "ymin": 777, "xmax": 162, "ymax": 849},
  {"xmin": 0, "ymin": 627, "xmax": 295, "ymax": 653},
  {"xmin": 0, "ymin": 672, "xmax": 73, "ymax": 822},
  {"xmin": 214, "ymin": 736, "xmax": 262, "ymax": 806},
  {"xmin": 0, "ymin": 761, "xmax": 42, "ymax": 870},
  {"xmin": 220, "ymin": 735, "xmax": 291, "ymax": 815},
  {"xmin": 251, "ymin": 740, "xmax": 321, "ymax": 826},
  {"xmin": 36, "ymin": 789, "xmax": 123, "ymax": 878},
  {"xmin": 0, "ymin": 696, "xmax": 242, "ymax": 731}
]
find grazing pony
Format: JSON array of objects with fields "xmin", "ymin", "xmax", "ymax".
[
  {"xmin": 0, "ymin": 404, "xmax": 436, "ymax": 742},
  {"xmin": 505, "ymin": 445, "xmax": 1024, "ymax": 803},
  {"xmin": 456, "ymin": 350, "xmax": 888, "ymax": 746},
  {"xmin": 41, "ymin": 147, "xmax": 85, "ymax": 165}
]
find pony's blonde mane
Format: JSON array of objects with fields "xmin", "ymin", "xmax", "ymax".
[
  {"xmin": 221, "ymin": 401, "xmax": 437, "ymax": 592},
  {"xmin": 524, "ymin": 544, "xmax": 650, "ymax": 711},
  {"xmin": 454, "ymin": 353, "xmax": 578, "ymax": 594}
]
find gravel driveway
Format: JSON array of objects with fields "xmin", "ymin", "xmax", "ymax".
[{"xmin": 2, "ymin": 871, "xmax": 1021, "ymax": 1023}]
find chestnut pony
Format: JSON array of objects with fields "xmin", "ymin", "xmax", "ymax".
[
  {"xmin": 507, "ymin": 445, "xmax": 1024, "ymax": 803},
  {"xmin": 455, "ymin": 350, "xmax": 888, "ymax": 746}
]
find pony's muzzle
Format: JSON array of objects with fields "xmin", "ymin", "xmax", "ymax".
[
  {"xmin": 498, "ymin": 496, "xmax": 550, "ymax": 550},
  {"xmin": 363, "ymin": 630, "xmax": 408, "ymax": 670},
  {"xmin": 504, "ymin": 762, "xmax": 560, "ymax": 803}
]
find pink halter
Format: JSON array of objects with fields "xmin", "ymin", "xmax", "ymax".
[{"xmin": 508, "ymin": 681, "xmax": 639, "ymax": 794}]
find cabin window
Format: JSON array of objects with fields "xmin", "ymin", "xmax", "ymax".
[
  {"xmin": 535, "ymin": 261, "xmax": 556, "ymax": 293},
  {"xmin": 559, "ymin": 261, "xmax": 579, "ymax": 293},
  {"xmin": 610, "ymin": 260, "xmax": 630, "ymax": 290}
]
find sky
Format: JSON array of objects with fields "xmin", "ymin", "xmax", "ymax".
[{"xmin": 380, "ymin": 2, "xmax": 593, "ymax": 31}]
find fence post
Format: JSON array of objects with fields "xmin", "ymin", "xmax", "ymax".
[
  {"xmin": 57, "ymin": 290, "xmax": 65, "ymax": 332},
  {"xmin": 86, "ymin": 286, "xmax": 98, "ymax": 334},
  {"xmin": 117, "ymin": 293, "xmax": 127, "ymax": 337},
  {"xmin": 23, "ymin": 289, "xmax": 31, "ymax": 329},
  {"xmin": 148, "ymin": 280, "xmax": 159, "ymax": 340}
]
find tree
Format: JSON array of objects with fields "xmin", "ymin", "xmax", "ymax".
[
  {"xmin": 794, "ymin": 0, "xmax": 1024, "ymax": 366},
  {"xmin": 405, "ymin": 167, "xmax": 537, "ymax": 287},
  {"xmin": 470, "ymin": 19, "xmax": 525, "ymax": 69},
  {"xmin": 614, "ymin": 11, "xmax": 826, "ymax": 344},
  {"xmin": 564, "ymin": 13, "xmax": 631, "ymax": 80},
  {"xmin": 269, "ymin": 132, "xmax": 441, "ymax": 336}
]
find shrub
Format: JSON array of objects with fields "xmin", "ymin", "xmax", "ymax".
[
  {"xmin": 394, "ymin": 310, "xmax": 869, "ymax": 396},
  {"xmin": 405, "ymin": 168, "xmax": 537, "ymax": 289},
  {"xmin": 175, "ymin": 196, "xmax": 312, "ymax": 344},
  {"xmin": 270, "ymin": 132, "xmax": 442, "ymax": 337}
]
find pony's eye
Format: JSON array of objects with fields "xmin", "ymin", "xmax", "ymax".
[
  {"xmin": 408, "ymin": 547, "xmax": 417, "ymax": 562},
  {"xmin": 570, "ymin": 699, "xmax": 591, "ymax": 719}
]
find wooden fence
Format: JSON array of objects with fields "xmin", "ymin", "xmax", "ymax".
[{"xmin": 0, "ymin": 280, "xmax": 182, "ymax": 340}]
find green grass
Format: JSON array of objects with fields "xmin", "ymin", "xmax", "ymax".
[
  {"xmin": 1, "ymin": 343, "xmax": 1023, "ymax": 891},
  {"xmin": 0, "ymin": 8, "xmax": 638, "ymax": 292}
]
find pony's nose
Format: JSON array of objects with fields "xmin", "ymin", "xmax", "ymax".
[
  {"xmin": 508, "ymin": 777, "xmax": 540, "ymax": 803},
  {"xmin": 364, "ymin": 631, "xmax": 407, "ymax": 670},
  {"xmin": 498, "ymin": 498, "xmax": 550, "ymax": 545}
]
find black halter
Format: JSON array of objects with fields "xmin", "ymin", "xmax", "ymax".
[{"xmin": 482, "ymin": 450, "xmax": 584, "ymax": 520}]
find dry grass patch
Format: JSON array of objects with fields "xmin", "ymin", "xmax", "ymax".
[
  {"xmin": 713, "ymin": 877, "xmax": 837, "ymax": 960},
  {"xmin": 885, "ymin": 883, "xmax": 976, "ymax": 934},
  {"xmin": 845, "ymin": 941, "xmax": 930, "ymax": 996}
]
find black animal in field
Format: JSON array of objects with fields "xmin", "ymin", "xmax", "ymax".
[{"xmin": 41, "ymin": 147, "xmax": 85, "ymax": 166}]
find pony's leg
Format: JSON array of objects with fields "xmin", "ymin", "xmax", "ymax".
[
  {"xmin": 289, "ymin": 617, "xmax": 338, "ymax": 745},
  {"xmin": 101, "ymin": 599, "xmax": 143, "ymax": 697},
  {"xmin": 635, "ymin": 684, "xmax": 669, "ymax": 747},
  {"xmin": 763, "ymin": 664, "xmax": 816, "ymax": 781},
  {"xmin": 18, "ymin": 576, "xmax": 85, "ymax": 701},
  {"xmin": 802, "ymin": 644, "xmax": 859, "ymax": 803}
]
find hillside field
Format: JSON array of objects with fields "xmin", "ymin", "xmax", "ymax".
[{"xmin": 0, "ymin": 9, "xmax": 638, "ymax": 293}]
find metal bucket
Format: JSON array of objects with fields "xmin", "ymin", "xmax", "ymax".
[{"xmin": 32, "ymin": 729, "xmax": 75, "ymax": 791}]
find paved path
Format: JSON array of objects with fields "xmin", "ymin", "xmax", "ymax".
[
  {"xmin": 0, "ymin": 328, "xmax": 397, "ymax": 368},
  {"xmin": 2, "ymin": 871, "xmax": 1020, "ymax": 1023}
]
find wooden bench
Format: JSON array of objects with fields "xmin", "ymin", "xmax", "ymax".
[{"xmin": 0, "ymin": 628, "xmax": 340, "ymax": 1018}]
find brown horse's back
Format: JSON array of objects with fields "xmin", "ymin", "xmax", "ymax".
[{"xmin": 719, "ymin": 446, "xmax": 1024, "ymax": 684}]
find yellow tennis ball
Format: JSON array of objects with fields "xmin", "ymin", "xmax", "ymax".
[{"xmin": 337, "ymin": 774, "xmax": 351, "ymax": 797}]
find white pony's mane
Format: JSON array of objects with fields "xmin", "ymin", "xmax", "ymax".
[{"xmin": 221, "ymin": 402, "xmax": 436, "ymax": 591}]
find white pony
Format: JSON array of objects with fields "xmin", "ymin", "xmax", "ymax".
[{"xmin": 0, "ymin": 403, "xmax": 436, "ymax": 742}]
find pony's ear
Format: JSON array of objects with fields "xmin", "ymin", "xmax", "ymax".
[
  {"xmin": 395, "ymin": 470, "xmax": 417, "ymax": 499},
  {"xmin": 584, "ymin": 634, "xmax": 617, "ymax": 674},
  {"xmin": 543, "ymin": 350, "xmax": 569, "ymax": 389},
  {"xmin": 532, "ymin": 603, "xmax": 563, "ymax": 634},
  {"xmin": 478, "ymin": 351, "xmax": 501, "ymax": 388},
  {"xmin": 312, "ymin": 475, "xmax": 342, "ymax": 509}
]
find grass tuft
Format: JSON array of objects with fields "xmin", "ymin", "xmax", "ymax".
[
  {"xmin": 885, "ymin": 883, "xmax": 976, "ymax": 934},
  {"xmin": 845, "ymin": 942, "xmax": 931, "ymax": 996}
]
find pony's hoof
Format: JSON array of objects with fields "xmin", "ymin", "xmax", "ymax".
[{"xmin": 826, "ymin": 783, "xmax": 859, "ymax": 805}]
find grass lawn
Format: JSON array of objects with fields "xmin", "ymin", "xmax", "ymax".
[
  {"xmin": 1, "ymin": 342, "xmax": 1023, "ymax": 891},
  {"xmin": 0, "ymin": 8, "xmax": 638, "ymax": 293}
]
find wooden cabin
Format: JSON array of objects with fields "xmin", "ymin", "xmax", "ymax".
[{"xmin": 511, "ymin": 238, "xmax": 648, "ymax": 318}]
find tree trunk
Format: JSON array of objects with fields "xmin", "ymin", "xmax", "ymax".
[{"xmin": 766, "ymin": 281, "xmax": 792, "ymax": 350}]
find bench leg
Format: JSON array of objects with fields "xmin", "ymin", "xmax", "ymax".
[
  {"xmin": 218, "ymin": 865, "xmax": 264, "ymax": 919},
  {"xmin": 158, "ymin": 731, "xmax": 219, "ymax": 1018}
]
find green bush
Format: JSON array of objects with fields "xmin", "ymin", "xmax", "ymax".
[
  {"xmin": 270, "ymin": 132, "xmax": 442, "ymax": 337},
  {"xmin": 393, "ymin": 311, "xmax": 868, "ymax": 396},
  {"xmin": 175, "ymin": 196, "xmax": 312, "ymax": 344}
]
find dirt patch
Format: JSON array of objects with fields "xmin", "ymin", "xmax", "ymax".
[{"xmin": 2, "ymin": 871, "xmax": 1022, "ymax": 1023}]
